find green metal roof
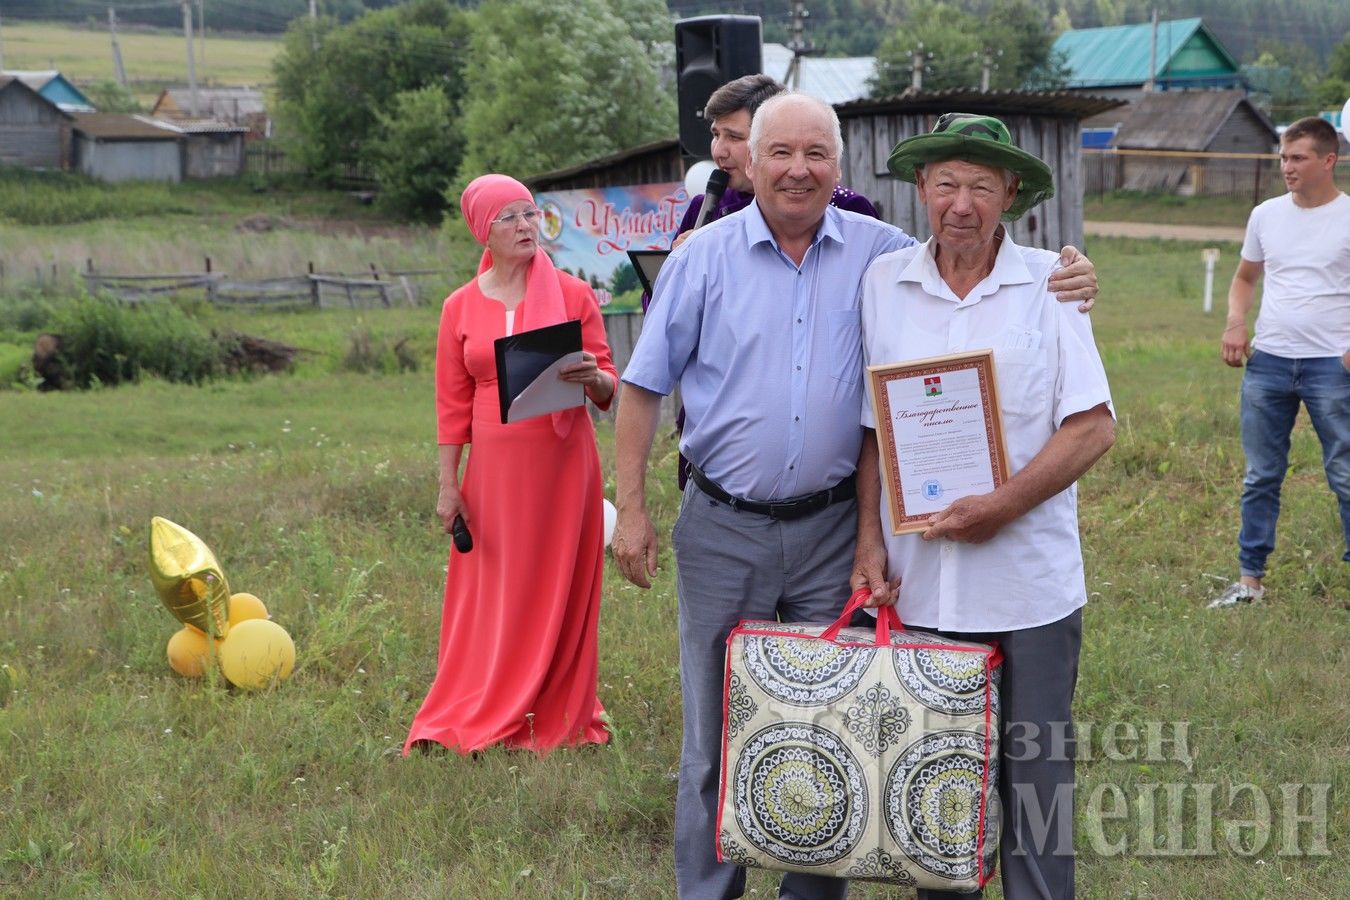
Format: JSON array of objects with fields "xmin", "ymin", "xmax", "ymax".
[{"xmin": 1052, "ymin": 17, "xmax": 1241, "ymax": 89}]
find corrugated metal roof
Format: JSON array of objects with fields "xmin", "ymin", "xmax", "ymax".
[
  {"xmin": 762, "ymin": 43, "xmax": 874, "ymax": 106},
  {"xmin": 1111, "ymin": 90, "xmax": 1277, "ymax": 151},
  {"xmin": 835, "ymin": 88, "xmax": 1125, "ymax": 120},
  {"xmin": 0, "ymin": 69, "xmax": 95, "ymax": 112},
  {"xmin": 157, "ymin": 87, "xmax": 267, "ymax": 119},
  {"xmin": 152, "ymin": 117, "xmax": 249, "ymax": 135},
  {"xmin": 1051, "ymin": 18, "xmax": 1240, "ymax": 89},
  {"xmin": 524, "ymin": 137, "xmax": 679, "ymax": 186},
  {"xmin": 0, "ymin": 76, "xmax": 74, "ymax": 119},
  {"xmin": 71, "ymin": 112, "xmax": 181, "ymax": 141}
]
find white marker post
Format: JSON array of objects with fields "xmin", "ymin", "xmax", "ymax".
[{"xmin": 1202, "ymin": 247, "xmax": 1220, "ymax": 314}]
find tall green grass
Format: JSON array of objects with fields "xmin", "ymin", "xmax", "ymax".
[
  {"xmin": 0, "ymin": 236, "xmax": 1345, "ymax": 897},
  {"xmin": 0, "ymin": 167, "xmax": 194, "ymax": 226}
]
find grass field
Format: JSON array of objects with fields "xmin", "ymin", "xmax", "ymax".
[
  {"xmin": 0, "ymin": 19, "xmax": 280, "ymax": 106},
  {"xmin": 1, "ymin": 230, "xmax": 1347, "ymax": 897}
]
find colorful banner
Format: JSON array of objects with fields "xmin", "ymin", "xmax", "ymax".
[{"xmin": 536, "ymin": 182, "xmax": 689, "ymax": 310}]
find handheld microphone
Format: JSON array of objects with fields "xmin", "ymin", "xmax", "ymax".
[
  {"xmin": 451, "ymin": 515, "xmax": 473, "ymax": 553},
  {"xmin": 692, "ymin": 168, "xmax": 730, "ymax": 230}
]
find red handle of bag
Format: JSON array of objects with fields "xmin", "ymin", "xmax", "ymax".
[{"xmin": 820, "ymin": 587, "xmax": 905, "ymax": 645}]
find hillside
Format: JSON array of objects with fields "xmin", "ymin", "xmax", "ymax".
[
  {"xmin": 0, "ymin": 20, "xmax": 280, "ymax": 106},
  {"xmin": 4, "ymin": 1, "xmax": 1348, "ymax": 64}
]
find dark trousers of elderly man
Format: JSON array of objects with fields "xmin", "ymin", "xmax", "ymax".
[{"xmin": 918, "ymin": 612, "xmax": 1081, "ymax": 900}]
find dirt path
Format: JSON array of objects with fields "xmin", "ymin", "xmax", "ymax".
[{"xmin": 1085, "ymin": 220, "xmax": 1246, "ymax": 243}]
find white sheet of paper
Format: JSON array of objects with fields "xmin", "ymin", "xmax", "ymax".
[
  {"xmin": 506, "ymin": 351, "xmax": 585, "ymax": 422},
  {"xmin": 884, "ymin": 367, "xmax": 997, "ymax": 516}
]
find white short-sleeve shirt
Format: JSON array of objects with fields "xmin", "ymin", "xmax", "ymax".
[
  {"xmin": 1241, "ymin": 192, "xmax": 1350, "ymax": 359},
  {"xmin": 860, "ymin": 234, "xmax": 1114, "ymax": 633}
]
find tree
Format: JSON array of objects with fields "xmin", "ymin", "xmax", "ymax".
[
  {"xmin": 1244, "ymin": 45, "xmax": 1321, "ymax": 122},
  {"xmin": 84, "ymin": 81, "xmax": 142, "ymax": 114},
  {"xmin": 609, "ymin": 262, "xmax": 640, "ymax": 296},
  {"xmin": 870, "ymin": 2, "xmax": 981, "ymax": 95},
  {"xmin": 272, "ymin": 0, "xmax": 470, "ymax": 185},
  {"xmin": 366, "ymin": 86, "xmax": 460, "ymax": 221},
  {"xmin": 869, "ymin": 0, "xmax": 1068, "ymax": 95},
  {"xmin": 1313, "ymin": 32, "xmax": 1350, "ymax": 109},
  {"xmin": 456, "ymin": 0, "xmax": 675, "ymax": 181}
]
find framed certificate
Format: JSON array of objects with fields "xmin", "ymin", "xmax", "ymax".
[{"xmin": 867, "ymin": 349, "xmax": 1010, "ymax": 534}]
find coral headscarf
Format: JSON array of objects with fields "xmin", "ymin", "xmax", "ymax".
[{"xmin": 460, "ymin": 174, "xmax": 566, "ymax": 334}]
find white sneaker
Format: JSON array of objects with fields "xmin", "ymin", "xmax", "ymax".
[{"xmin": 1207, "ymin": 581, "xmax": 1264, "ymax": 609}]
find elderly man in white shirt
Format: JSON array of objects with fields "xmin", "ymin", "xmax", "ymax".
[{"xmin": 851, "ymin": 113, "xmax": 1116, "ymax": 900}]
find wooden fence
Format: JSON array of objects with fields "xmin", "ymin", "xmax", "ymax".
[
  {"xmin": 1084, "ymin": 149, "xmax": 1350, "ymax": 202},
  {"xmin": 243, "ymin": 142, "xmax": 375, "ymax": 187},
  {"xmin": 80, "ymin": 261, "xmax": 448, "ymax": 309}
]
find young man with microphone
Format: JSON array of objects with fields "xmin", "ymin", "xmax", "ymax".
[{"xmin": 670, "ymin": 74, "xmax": 880, "ymax": 252}]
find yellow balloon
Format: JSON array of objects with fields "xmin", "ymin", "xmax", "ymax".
[
  {"xmin": 166, "ymin": 626, "xmax": 214, "ymax": 678},
  {"xmin": 218, "ymin": 619, "xmax": 295, "ymax": 690},
  {"xmin": 148, "ymin": 517, "xmax": 231, "ymax": 637},
  {"xmin": 229, "ymin": 592, "xmax": 269, "ymax": 625}
]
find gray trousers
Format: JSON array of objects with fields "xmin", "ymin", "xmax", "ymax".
[
  {"xmin": 919, "ymin": 609, "xmax": 1083, "ymax": 900},
  {"xmin": 671, "ymin": 481, "xmax": 858, "ymax": 900}
]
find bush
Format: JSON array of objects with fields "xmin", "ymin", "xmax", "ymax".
[
  {"xmin": 0, "ymin": 292, "xmax": 58, "ymax": 335},
  {"xmin": 46, "ymin": 293, "xmax": 223, "ymax": 388},
  {"xmin": 0, "ymin": 342, "xmax": 31, "ymax": 387},
  {"xmin": 339, "ymin": 327, "xmax": 418, "ymax": 374}
]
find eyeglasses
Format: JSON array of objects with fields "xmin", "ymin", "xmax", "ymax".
[{"xmin": 491, "ymin": 207, "xmax": 543, "ymax": 227}]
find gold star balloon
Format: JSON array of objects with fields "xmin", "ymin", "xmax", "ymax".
[{"xmin": 148, "ymin": 517, "xmax": 232, "ymax": 638}]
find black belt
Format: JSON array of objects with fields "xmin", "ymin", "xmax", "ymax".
[{"xmin": 687, "ymin": 464, "xmax": 856, "ymax": 521}]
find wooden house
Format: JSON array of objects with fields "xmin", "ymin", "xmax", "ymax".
[
  {"xmin": 1086, "ymin": 90, "xmax": 1277, "ymax": 194},
  {"xmin": 0, "ymin": 76, "xmax": 72, "ymax": 170},
  {"xmin": 0, "ymin": 70, "xmax": 95, "ymax": 113},
  {"xmin": 152, "ymin": 87, "xmax": 270, "ymax": 139},
  {"xmin": 1052, "ymin": 17, "xmax": 1244, "ymax": 102},
  {"xmin": 71, "ymin": 113, "xmax": 182, "ymax": 183}
]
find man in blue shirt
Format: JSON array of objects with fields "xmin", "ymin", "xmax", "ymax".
[
  {"xmin": 646, "ymin": 73, "xmax": 880, "ymax": 490},
  {"xmin": 613, "ymin": 93, "xmax": 1098, "ymax": 900}
]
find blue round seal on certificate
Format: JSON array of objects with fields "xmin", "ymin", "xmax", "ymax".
[{"xmin": 922, "ymin": 480, "xmax": 943, "ymax": 501}]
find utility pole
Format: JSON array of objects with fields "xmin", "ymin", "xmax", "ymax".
[
  {"xmin": 309, "ymin": 0, "xmax": 319, "ymax": 51},
  {"xmin": 910, "ymin": 43, "xmax": 926, "ymax": 92},
  {"xmin": 1145, "ymin": 8, "xmax": 1158, "ymax": 92},
  {"xmin": 182, "ymin": 0, "xmax": 199, "ymax": 116},
  {"xmin": 980, "ymin": 46, "xmax": 996, "ymax": 92},
  {"xmin": 785, "ymin": 2, "xmax": 815, "ymax": 91},
  {"xmin": 109, "ymin": 8, "xmax": 128, "ymax": 88}
]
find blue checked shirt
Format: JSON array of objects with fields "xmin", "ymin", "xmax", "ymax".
[{"xmin": 623, "ymin": 201, "xmax": 915, "ymax": 501}]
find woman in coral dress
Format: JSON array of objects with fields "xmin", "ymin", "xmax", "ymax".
[{"xmin": 404, "ymin": 174, "xmax": 616, "ymax": 755}]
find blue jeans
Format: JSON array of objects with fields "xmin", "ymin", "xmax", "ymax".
[{"xmin": 1238, "ymin": 350, "xmax": 1350, "ymax": 577}]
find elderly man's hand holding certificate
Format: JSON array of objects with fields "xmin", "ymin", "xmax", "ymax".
[{"xmin": 867, "ymin": 349, "xmax": 1011, "ymax": 536}]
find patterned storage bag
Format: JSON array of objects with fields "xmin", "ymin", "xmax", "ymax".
[{"xmin": 717, "ymin": 589, "xmax": 1003, "ymax": 889}]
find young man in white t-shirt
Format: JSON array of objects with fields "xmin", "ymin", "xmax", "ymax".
[{"xmin": 1210, "ymin": 116, "xmax": 1350, "ymax": 608}]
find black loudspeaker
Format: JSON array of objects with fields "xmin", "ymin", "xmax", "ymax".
[{"xmin": 675, "ymin": 15, "xmax": 763, "ymax": 162}]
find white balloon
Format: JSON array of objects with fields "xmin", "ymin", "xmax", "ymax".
[
  {"xmin": 602, "ymin": 498, "xmax": 617, "ymax": 547},
  {"xmin": 683, "ymin": 160, "xmax": 718, "ymax": 199}
]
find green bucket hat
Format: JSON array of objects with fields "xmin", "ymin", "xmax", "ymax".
[{"xmin": 886, "ymin": 113, "xmax": 1054, "ymax": 221}]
